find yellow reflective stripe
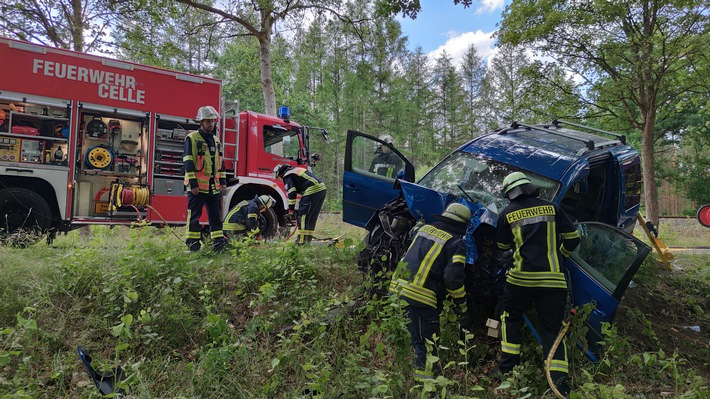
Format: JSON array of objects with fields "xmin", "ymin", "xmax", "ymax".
[
  {"xmin": 447, "ymin": 285, "xmax": 465, "ymax": 299},
  {"xmin": 413, "ymin": 242, "xmax": 444, "ymax": 286},
  {"xmin": 506, "ymin": 276, "xmax": 567, "ymax": 289},
  {"xmin": 501, "ymin": 310, "xmax": 509, "ymax": 344},
  {"xmin": 509, "ymin": 271, "xmax": 566, "ymax": 280},
  {"xmin": 501, "ymin": 342, "xmax": 521, "ymax": 355},
  {"xmin": 414, "ymin": 369, "xmax": 434, "ymax": 382},
  {"xmin": 223, "ymin": 223, "xmax": 245, "ymax": 231},
  {"xmin": 512, "ymin": 226, "xmax": 524, "ymax": 271},
  {"xmin": 210, "ymin": 230, "xmax": 223, "ymax": 239},
  {"xmin": 549, "ymin": 359, "xmax": 569, "ymax": 373},
  {"xmin": 247, "ymin": 213, "xmax": 257, "ymax": 218},
  {"xmin": 561, "ymin": 230, "xmax": 580, "ymax": 239},
  {"xmin": 304, "ymin": 183, "xmax": 326, "ymax": 196},
  {"xmin": 498, "ymin": 242, "xmax": 511, "ymax": 250},
  {"xmin": 548, "ymin": 221, "xmax": 561, "ymax": 272},
  {"xmin": 287, "ymin": 187, "xmax": 297, "ymax": 195},
  {"xmin": 391, "ymin": 279, "xmax": 437, "ymax": 308},
  {"xmin": 185, "ymin": 232, "xmax": 200, "ymax": 239},
  {"xmin": 183, "ymin": 155, "xmax": 193, "ymax": 161},
  {"xmin": 185, "ymin": 172, "xmax": 196, "ymax": 179},
  {"xmin": 452, "ymin": 254, "xmax": 466, "ymax": 264}
]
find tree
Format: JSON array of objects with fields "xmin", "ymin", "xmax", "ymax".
[
  {"xmin": 496, "ymin": 0, "xmax": 709, "ymax": 225},
  {"xmin": 481, "ymin": 44, "xmax": 535, "ymax": 128},
  {"xmin": 167, "ymin": 0, "xmax": 373, "ymax": 116},
  {"xmin": 459, "ymin": 44, "xmax": 487, "ymax": 138},
  {"xmin": 0, "ymin": 0, "xmax": 116, "ymax": 52},
  {"xmin": 114, "ymin": 3, "xmax": 226, "ymax": 75}
]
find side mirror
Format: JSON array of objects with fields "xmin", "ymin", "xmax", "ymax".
[{"xmin": 321, "ymin": 129, "xmax": 329, "ymax": 142}]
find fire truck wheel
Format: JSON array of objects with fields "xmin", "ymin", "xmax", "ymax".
[
  {"xmin": 0, "ymin": 187, "xmax": 52, "ymax": 243},
  {"xmin": 260, "ymin": 207, "xmax": 278, "ymax": 239}
]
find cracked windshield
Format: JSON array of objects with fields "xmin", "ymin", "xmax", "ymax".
[{"xmin": 417, "ymin": 151, "xmax": 560, "ymax": 213}]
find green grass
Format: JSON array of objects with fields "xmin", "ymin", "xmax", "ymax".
[{"xmin": 0, "ymin": 218, "xmax": 708, "ymax": 398}]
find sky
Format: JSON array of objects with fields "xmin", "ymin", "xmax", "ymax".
[{"xmin": 397, "ymin": 0, "xmax": 508, "ymax": 66}]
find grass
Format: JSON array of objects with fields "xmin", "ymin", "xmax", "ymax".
[{"xmin": 0, "ymin": 217, "xmax": 708, "ymax": 398}]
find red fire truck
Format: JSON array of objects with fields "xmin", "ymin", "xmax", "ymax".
[{"xmin": 0, "ymin": 37, "xmax": 325, "ymax": 243}]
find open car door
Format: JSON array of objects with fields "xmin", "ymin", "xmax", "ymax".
[
  {"xmin": 343, "ymin": 130, "xmax": 414, "ymax": 227},
  {"xmin": 566, "ymin": 222, "xmax": 651, "ymax": 356}
]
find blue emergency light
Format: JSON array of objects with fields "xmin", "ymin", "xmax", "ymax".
[{"xmin": 278, "ymin": 105, "xmax": 290, "ymax": 122}]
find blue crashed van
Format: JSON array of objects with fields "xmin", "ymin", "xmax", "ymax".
[{"xmin": 342, "ymin": 121, "xmax": 651, "ymax": 355}]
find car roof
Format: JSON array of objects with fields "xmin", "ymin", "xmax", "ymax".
[{"xmin": 458, "ymin": 122, "xmax": 629, "ymax": 181}]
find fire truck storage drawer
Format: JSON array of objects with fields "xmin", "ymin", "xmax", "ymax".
[{"xmin": 154, "ymin": 178, "xmax": 184, "ymax": 195}]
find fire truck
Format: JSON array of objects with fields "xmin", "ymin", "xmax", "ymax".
[{"xmin": 0, "ymin": 37, "xmax": 325, "ymax": 243}]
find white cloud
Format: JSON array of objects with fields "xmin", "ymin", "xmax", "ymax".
[
  {"xmin": 476, "ymin": 0, "xmax": 505, "ymax": 14},
  {"xmin": 426, "ymin": 30, "xmax": 497, "ymax": 67}
]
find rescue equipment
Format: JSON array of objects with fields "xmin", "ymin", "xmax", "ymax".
[
  {"xmin": 86, "ymin": 117, "xmax": 108, "ymax": 138},
  {"xmin": 85, "ymin": 145, "xmax": 114, "ymax": 169},
  {"xmin": 637, "ymin": 213, "xmax": 674, "ymax": 271},
  {"xmin": 108, "ymin": 182, "xmax": 150, "ymax": 212}
]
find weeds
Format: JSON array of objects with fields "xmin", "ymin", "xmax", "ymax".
[{"xmin": 0, "ymin": 222, "xmax": 708, "ymax": 398}]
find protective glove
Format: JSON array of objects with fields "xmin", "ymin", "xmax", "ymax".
[{"xmin": 286, "ymin": 212, "xmax": 297, "ymax": 226}]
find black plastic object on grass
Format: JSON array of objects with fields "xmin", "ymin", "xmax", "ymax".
[{"xmin": 77, "ymin": 346, "xmax": 126, "ymax": 398}]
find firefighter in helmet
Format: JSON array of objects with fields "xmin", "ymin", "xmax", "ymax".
[
  {"xmin": 273, "ymin": 164, "xmax": 326, "ymax": 244},
  {"xmin": 494, "ymin": 171, "xmax": 581, "ymax": 396},
  {"xmin": 389, "ymin": 202, "xmax": 472, "ymax": 382},
  {"xmin": 369, "ymin": 135, "xmax": 403, "ymax": 178},
  {"xmin": 183, "ymin": 105, "xmax": 227, "ymax": 252},
  {"xmin": 223, "ymin": 195, "xmax": 274, "ymax": 238}
]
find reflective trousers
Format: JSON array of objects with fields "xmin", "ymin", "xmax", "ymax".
[
  {"xmin": 185, "ymin": 192, "xmax": 226, "ymax": 251},
  {"xmin": 499, "ymin": 284, "xmax": 568, "ymax": 383},
  {"xmin": 296, "ymin": 189, "xmax": 326, "ymax": 244},
  {"xmin": 405, "ymin": 305, "xmax": 440, "ymax": 382}
]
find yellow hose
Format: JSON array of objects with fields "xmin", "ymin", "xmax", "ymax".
[{"xmin": 545, "ymin": 320, "xmax": 570, "ymax": 398}]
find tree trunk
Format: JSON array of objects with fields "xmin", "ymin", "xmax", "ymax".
[
  {"xmin": 641, "ymin": 111, "xmax": 659, "ymax": 227},
  {"xmin": 258, "ymin": 36, "xmax": 277, "ymax": 116}
]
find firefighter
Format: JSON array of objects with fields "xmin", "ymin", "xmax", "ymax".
[
  {"xmin": 389, "ymin": 202, "xmax": 471, "ymax": 382},
  {"xmin": 273, "ymin": 164, "xmax": 326, "ymax": 244},
  {"xmin": 223, "ymin": 195, "xmax": 274, "ymax": 238},
  {"xmin": 494, "ymin": 172, "xmax": 581, "ymax": 396},
  {"xmin": 183, "ymin": 105, "xmax": 227, "ymax": 252},
  {"xmin": 369, "ymin": 135, "xmax": 403, "ymax": 178}
]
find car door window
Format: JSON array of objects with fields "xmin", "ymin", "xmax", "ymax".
[
  {"xmin": 351, "ymin": 135, "xmax": 405, "ymax": 180},
  {"xmin": 570, "ymin": 222, "xmax": 650, "ymax": 299}
]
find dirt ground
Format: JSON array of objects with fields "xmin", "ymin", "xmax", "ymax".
[{"xmin": 615, "ymin": 260, "xmax": 710, "ymax": 379}]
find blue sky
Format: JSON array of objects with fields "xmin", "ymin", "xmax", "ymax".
[{"xmin": 397, "ymin": 0, "xmax": 508, "ymax": 65}]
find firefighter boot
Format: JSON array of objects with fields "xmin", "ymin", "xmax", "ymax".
[{"xmin": 186, "ymin": 239, "xmax": 201, "ymax": 252}]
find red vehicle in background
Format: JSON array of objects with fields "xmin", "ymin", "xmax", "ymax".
[{"xmin": 0, "ymin": 37, "xmax": 325, "ymax": 243}]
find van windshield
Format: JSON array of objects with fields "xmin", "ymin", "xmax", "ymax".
[{"xmin": 417, "ymin": 151, "xmax": 560, "ymax": 210}]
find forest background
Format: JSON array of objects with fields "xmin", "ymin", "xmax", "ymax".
[{"xmin": 1, "ymin": 0, "xmax": 708, "ymax": 224}]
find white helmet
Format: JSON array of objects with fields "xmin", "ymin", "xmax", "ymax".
[
  {"xmin": 195, "ymin": 105, "xmax": 219, "ymax": 122},
  {"xmin": 255, "ymin": 195, "xmax": 274, "ymax": 209},
  {"xmin": 380, "ymin": 135, "xmax": 394, "ymax": 144}
]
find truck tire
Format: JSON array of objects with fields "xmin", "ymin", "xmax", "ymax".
[
  {"xmin": 260, "ymin": 207, "xmax": 278, "ymax": 239},
  {"xmin": 0, "ymin": 187, "xmax": 52, "ymax": 244}
]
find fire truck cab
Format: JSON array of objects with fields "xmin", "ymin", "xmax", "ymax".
[{"xmin": 0, "ymin": 37, "xmax": 318, "ymax": 243}]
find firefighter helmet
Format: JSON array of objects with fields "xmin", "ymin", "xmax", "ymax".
[
  {"xmin": 440, "ymin": 203, "xmax": 471, "ymax": 224},
  {"xmin": 502, "ymin": 171, "xmax": 538, "ymax": 200},
  {"xmin": 273, "ymin": 164, "xmax": 290, "ymax": 179},
  {"xmin": 195, "ymin": 105, "xmax": 219, "ymax": 122},
  {"xmin": 255, "ymin": 195, "xmax": 274, "ymax": 210},
  {"xmin": 380, "ymin": 135, "xmax": 394, "ymax": 144}
]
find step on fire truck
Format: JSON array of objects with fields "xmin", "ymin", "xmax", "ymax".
[{"xmin": 0, "ymin": 37, "xmax": 326, "ymax": 244}]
